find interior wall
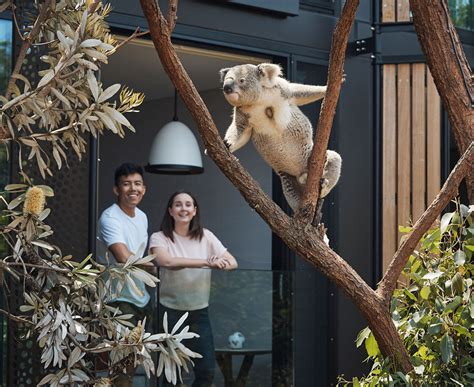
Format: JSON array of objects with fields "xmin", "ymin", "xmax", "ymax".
[
  {"xmin": 97, "ymin": 87, "xmax": 273, "ymax": 269},
  {"xmin": 98, "ymin": 86, "xmax": 274, "ymax": 386}
]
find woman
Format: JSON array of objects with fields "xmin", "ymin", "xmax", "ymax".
[{"xmin": 149, "ymin": 190, "xmax": 238, "ymax": 387}]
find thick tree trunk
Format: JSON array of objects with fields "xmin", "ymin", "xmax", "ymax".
[
  {"xmin": 139, "ymin": 0, "xmax": 413, "ymax": 373},
  {"xmin": 410, "ymin": 0, "xmax": 474, "ymax": 202}
]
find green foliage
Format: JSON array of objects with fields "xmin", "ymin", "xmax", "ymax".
[{"xmin": 339, "ymin": 201, "xmax": 474, "ymax": 386}]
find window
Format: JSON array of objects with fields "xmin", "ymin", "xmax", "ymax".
[{"xmin": 449, "ymin": 0, "xmax": 473, "ymax": 30}]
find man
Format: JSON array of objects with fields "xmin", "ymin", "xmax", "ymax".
[{"xmin": 97, "ymin": 162, "xmax": 151, "ymax": 386}]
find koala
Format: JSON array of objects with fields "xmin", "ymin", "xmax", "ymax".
[{"xmin": 220, "ymin": 63, "xmax": 342, "ymax": 211}]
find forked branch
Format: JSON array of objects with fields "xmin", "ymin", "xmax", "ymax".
[{"xmin": 296, "ymin": 0, "xmax": 359, "ymax": 223}]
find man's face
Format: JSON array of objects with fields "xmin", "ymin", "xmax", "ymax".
[{"xmin": 113, "ymin": 173, "xmax": 146, "ymax": 209}]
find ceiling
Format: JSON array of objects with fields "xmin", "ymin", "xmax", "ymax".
[{"xmin": 101, "ymin": 37, "xmax": 269, "ymax": 101}]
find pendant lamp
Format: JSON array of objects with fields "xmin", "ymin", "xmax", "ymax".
[{"xmin": 145, "ymin": 89, "xmax": 204, "ymax": 174}]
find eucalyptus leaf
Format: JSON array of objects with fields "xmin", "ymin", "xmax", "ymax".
[
  {"xmin": 440, "ymin": 212, "xmax": 455, "ymax": 234},
  {"xmin": 364, "ymin": 332, "xmax": 379, "ymax": 358},
  {"xmin": 440, "ymin": 333, "xmax": 454, "ymax": 364},
  {"xmin": 422, "ymin": 271, "xmax": 443, "ymax": 281},
  {"xmin": 454, "ymin": 250, "xmax": 466, "ymax": 266}
]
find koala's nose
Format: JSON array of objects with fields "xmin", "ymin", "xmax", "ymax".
[{"xmin": 223, "ymin": 83, "xmax": 234, "ymax": 94}]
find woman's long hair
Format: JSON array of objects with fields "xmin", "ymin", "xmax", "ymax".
[{"xmin": 160, "ymin": 190, "xmax": 204, "ymax": 242}]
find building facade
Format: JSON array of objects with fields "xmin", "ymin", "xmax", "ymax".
[{"xmin": 1, "ymin": 1, "xmax": 473, "ymax": 385}]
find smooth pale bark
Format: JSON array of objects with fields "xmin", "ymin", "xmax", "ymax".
[{"xmin": 410, "ymin": 0, "xmax": 474, "ymax": 202}]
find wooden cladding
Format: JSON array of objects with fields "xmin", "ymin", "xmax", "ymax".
[
  {"xmin": 382, "ymin": 0, "xmax": 411, "ymax": 22},
  {"xmin": 382, "ymin": 64, "xmax": 441, "ymax": 272}
]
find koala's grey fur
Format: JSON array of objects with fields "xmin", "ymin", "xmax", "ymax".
[{"xmin": 220, "ymin": 63, "xmax": 342, "ymax": 211}]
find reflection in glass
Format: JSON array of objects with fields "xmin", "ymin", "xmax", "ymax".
[{"xmin": 449, "ymin": 0, "xmax": 473, "ymax": 30}]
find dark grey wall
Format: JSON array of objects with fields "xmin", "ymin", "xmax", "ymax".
[
  {"xmin": 98, "ymin": 88, "xmax": 273, "ymax": 270},
  {"xmin": 335, "ymin": 53, "xmax": 375, "ymax": 378}
]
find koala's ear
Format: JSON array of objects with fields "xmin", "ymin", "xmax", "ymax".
[
  {"xmin": 257, "ymin": 63, "xmax": 282, "ymax": 87},
  {"xmin": 219, "ymin": 68, "xmax": 231, "ymax": 83}
]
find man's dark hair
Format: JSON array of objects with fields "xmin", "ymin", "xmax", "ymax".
[{"xmin": 114, "ymin": 163, "xmax": 144, "ymax": 186}]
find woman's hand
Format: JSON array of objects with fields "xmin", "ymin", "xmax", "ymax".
[{"xmin": 207, "ymin": 255, "xmax": 230, "ymax": 269}]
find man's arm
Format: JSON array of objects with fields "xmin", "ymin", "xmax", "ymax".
[
  {"xmin": 108, "ymin": 242, "xmax": 134, "ymax": 264},
  {"xmin": 109, "ymin": 243, "xmax": 155, "ymax": 268}
]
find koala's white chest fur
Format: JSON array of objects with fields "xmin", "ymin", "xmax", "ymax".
[{"xmin": 240, "ymin": 95, "xmax": 313, "ymax": 176}]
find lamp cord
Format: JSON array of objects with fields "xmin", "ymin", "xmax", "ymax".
[{"xmin": 173, "ymin": 88, "xmax": 179, "ymax": 121}]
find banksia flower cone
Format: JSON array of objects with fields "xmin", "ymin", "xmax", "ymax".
[
  {"xmin": 94, "ymin": 378, "xmax": 112, "ymax": 387},
  {"xmin": 23, "ymin": 186, "xmax": 45, "ymax": 216},
  {"xmin": 127, "ymin": 321, "xmax": 143, "ymax": 344}
]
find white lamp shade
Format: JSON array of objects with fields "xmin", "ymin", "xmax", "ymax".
[{"xmin": 145, "ymin": 120, "xmax": 204, "ymax": 174}]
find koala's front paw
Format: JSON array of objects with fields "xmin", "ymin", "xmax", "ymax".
[
  {"xmin": 320, "ymin": 178, "xmax": 329, "ymax": 197},
  {"xmin": 224, "ymin": 139, "xmax": 231, "ymax": 149}
]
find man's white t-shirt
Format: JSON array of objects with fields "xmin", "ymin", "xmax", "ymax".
[
  {"xmin": 97, "ymin": 203, "xmax": 150, "ymax": 307},
  {"xmin": 149, "ymin": 229, "xmax": 227, "ymax": 311}
]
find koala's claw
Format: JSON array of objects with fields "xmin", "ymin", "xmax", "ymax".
[
  {"xmin": 297, "ymin": 173, "xmax": 308, "ymax": 185},
  {"xmin": 320, "ymin": 178, "xmax": 329, "ymax": 188},
  {"xmin": 223, "ymin": 139, "xmax": 231, "ymax": 149}
]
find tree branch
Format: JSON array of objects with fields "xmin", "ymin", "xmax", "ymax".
[
  {"xmin": 0, "ymin": 308, "xmax": 33, "ymax": 325},
  {"xmin": 410, "ymin": 0, "xmax": 474, "ymax": 202},
  {"xmin": 377, "ymin": 141, "xmax": 474, "ymax": 306},
  {"xmin": 109, "ymin": 28, "xmax": 150, "ymax": 56},
  {"xmin": 167, "ymin": 0, "xmax": 178, "ymax": 32},
  {"xmin": 4, "ymin": 0, "xmax": 53, "ymax": 100},
  {"xmin": 2, "ymin": 261, "xmax": 70, "ymax": 273},
  {"xmin": 295, "ymin": 0, "xmax": 359, "ymax": 223}
]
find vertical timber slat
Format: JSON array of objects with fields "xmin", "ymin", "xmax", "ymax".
[
  {"xmin": 397, "ymin": 0, "xmax": 411, "ymax": 22},
  {"xmin": 397, "ymin": 64, "xmax": 411, "ymax": 240},
  {"xmin": 382, "ymin": 0, "xmax": 396, "ymax": 22},
  {"xmin": 426, "ymin": 70, "xmax": 441, "ymax": 205},
  {"xmin": 382, "ymin": 65, "xmax": 397, "ymax": 273},
  {"xmin": 411, "ymin": 63, "xmax": 426, "ymax": 222}
]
